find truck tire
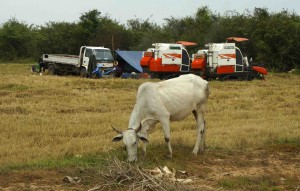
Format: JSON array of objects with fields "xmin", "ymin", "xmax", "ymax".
[
  {"xmin": 48, "ymin": 64, "xmax": 56, "ymax": 75},
  {"xmin": 80, "ymin": 67, "xmax": 87, "ymax": 77}
]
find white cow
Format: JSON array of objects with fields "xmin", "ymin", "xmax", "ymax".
[{"xmin": 112, "ymin": 74, "xmax": 210, "ymax": 162}]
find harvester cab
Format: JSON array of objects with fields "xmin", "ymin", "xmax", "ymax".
[{"xmin": 206, "ymin": 42, "xmax": 247, "ymax": 74}]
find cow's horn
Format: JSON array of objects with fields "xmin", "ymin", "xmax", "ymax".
[
  {"xmin": 135, "ymin": 123, "xmax": 142, "ymax": 133},
  {"xmin": 111, "ymin": 126, "xmax": 122, "ymax": 134}
]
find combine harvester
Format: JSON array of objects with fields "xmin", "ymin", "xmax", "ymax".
[{"xmin": 140, "ymin": 37, "xmax": 267, "ymax": 80}]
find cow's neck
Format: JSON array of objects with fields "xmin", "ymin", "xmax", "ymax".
[{"xmin": 128, "ymin": 106, "xmax": 142, "ymax": 131}]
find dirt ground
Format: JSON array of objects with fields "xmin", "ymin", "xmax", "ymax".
[{"xmin": 0, "ymin": 145, "xmax": 299, "ymax": 191}]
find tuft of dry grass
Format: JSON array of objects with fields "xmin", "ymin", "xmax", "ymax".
[{"xmin": 0, "ymin": 63, "xmax": 299, "ymax": 168}]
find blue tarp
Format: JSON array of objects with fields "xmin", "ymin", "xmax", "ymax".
[{"xmin": 115, "ymin": 51, "xmax": 143, "ymax": 73}]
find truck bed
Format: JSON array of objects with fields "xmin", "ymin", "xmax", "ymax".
[{"xmin": 43, "ymin": 54, "xmax": 80, "ymax": 66}]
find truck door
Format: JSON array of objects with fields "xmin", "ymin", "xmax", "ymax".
[
  {"xmin": 83, "ymin": 48, "xmax": 93, "ymax": 68},
  {"xmin": 79, "ymin": 47, "xmax": 86, "ymax": 67}
]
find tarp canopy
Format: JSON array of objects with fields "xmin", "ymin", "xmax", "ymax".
[
  {"xmin": 226, "ymin": 37, "xmax": 249, "ymax": 42},
  {"xmin": 114, "ymin": 51, "xmax": 143, "ymax": 73},
  {"xmin": 176, "ymin": 41, "xmax": 198, "ymax": 46}
]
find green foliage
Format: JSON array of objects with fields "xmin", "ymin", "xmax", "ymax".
[
  {"xmin": 0, "ymin": 7, "xmax": 299, "ymax": 72},
  {"xmin": 274, "ymin": 137, "xmax": 300, "ymax": 146},
  {"xmin": 127, "ymin": 18, "xmax": 166, "ymax": 50},
  {"xmin": 79, "ymin": 9, "xmax": 102, "ymax": 38},
  {"xmin": 0, "ymin": 83, "xmax": 29, "ymax": 91},
  {"xmin": 0, "ymin": 18, "xmax": 36, "ymax": 60},
  {"xmin": 251, "ymin": 8, "xmax": 300, "ymax": 72},
  {"xmin": 218, "ymin": 176, "xmax": 279, "ymax": 190},
  {"xmin": 77, "ymin": 9, "xmax": 132, "ymax": 50},
  {"xmin": 38, "ymin": 22, "xmax": 85, "ymax": 56},
  {"xmin": 0, "ymin": 153, "xmax": 110, "ymax": 172},
  {"xmin": 290, "ymin": 68, "xmax": 300, "ymax": 75}
]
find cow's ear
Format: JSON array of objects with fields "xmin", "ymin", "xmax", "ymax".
[
  {"xmin": 112, "ymin": 134, "xmax": 123, "ymax": 142},
  {"xmin": 138, "ymin": 134, "xmax": 149, "ymax": 143}
]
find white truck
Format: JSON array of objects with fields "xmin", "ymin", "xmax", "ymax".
[{"xmin": 42, "ymin": 46, "xmax": 114, "ymax": 76}]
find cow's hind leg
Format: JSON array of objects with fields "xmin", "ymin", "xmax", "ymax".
[
  {"xmin": 160, "ymin": 118, "xmax": 172, "ymax": 158},
  {"xmin": 192, "ymin": 108, "xmax": 206, "ymax": 154}
]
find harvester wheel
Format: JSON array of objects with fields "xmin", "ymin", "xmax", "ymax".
[
  {"xmin": 250, "ymin": 71, "xmax": 261, "ymax": 80},
  {"xmin": 246, "ymin": 73, "xmax": 254, "ymax": 81}
]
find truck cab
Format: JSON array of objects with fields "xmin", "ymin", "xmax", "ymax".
[
  {"xmin": 79, "ymin": 46, "xmax": 114, "ymax": 76},
  {"xmin": 79, "ymin": 46, "xmax": 114, "ymax": 68}
]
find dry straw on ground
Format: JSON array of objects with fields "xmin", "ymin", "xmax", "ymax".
[
  {"xmin": 86, "ymin": 155, "xmax": 196, "ymax": 191},
  {"xmin": 0, "ymin": 63, "xmax": 299, "ymax": 167}
]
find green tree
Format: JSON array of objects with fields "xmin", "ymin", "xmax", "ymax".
[
  {"xmin": 37, "ymin": 21, "xmax": 85, "ymax": 55},
  {"xmin": 162, "ymin": 6, "xmax": 216, "ymax": 52},
  {"xmin": 92, "ymin": 15, "xmax": 131, "ymax": 50},
  {"xmin": 0, "ymin": 7, "xmax": 299, "ymax": 72},
  {"xmin": 251, "ymin": 8, "xmax": 300, "ymax": 71},
  {"xmin": 78, "ymin": 10, "xmax": 132, "ymax": 50},
  {"xmin": 0, "ymin": 18, "xmax": 36, "ymax": 60},
  {"xmin": 127, "ymin": 18, "xmax": 166, "ymax": 50},
  {"xmin": 78, "ymin": 9, "xmax": 102, "ymax": 43}
]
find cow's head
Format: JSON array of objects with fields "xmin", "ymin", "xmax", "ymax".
[{"xmin": 112, "ymin": 125, "xmax": 149, "ymax": 162}]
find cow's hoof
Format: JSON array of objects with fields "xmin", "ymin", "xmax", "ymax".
[
  {"xmin": 198, "ymin": 149, "xmax": 205, "ymax": 154},
  {"xmin": 164, "ymin": 154, "xmax": 172, "ymax": 159}
]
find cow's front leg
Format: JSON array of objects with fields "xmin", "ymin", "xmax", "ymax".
[
  {"xmin": 142, "ymin": 141, "xmax": 148, "ymax": 156},
  {"xmin": 140, "ymin": 120, "xmax": 157, "ymax": 157},
  {"xmin": 161, "ymin": 119, "xmax": 172, "ymax": 158},
  {"xmin": 141, "ymin": 134, "xmax": 148, "ymax": 157},
  {"xmin": 164, "ymin": 137, "xmax": 172, "ymax": 158},
  {"xmin": 137, "ymin": 132, "xmax": 148, "ymax": 156}
]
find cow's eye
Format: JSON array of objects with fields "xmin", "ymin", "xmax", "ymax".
[{"xmin": 133, "ymin": 141, "xmax": 137, "ymax": 145}]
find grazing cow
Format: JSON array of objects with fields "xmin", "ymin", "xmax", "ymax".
[{"xmin": 112, "ymin": 74, "xmax": 209, "ymax": 162}]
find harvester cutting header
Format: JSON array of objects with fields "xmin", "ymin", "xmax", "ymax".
[{"xmin": 140, "ymin": 37, "xmax": 267, "ymax": 80}]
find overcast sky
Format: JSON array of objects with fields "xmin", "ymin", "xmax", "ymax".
[{"xmin": 1, "ymin": 0, "xmax": 299, "ymax": 26}]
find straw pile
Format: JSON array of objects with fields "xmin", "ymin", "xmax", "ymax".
[{"xmin": 87, "ymin": 156, "xmax": 196, "ymax": 191}]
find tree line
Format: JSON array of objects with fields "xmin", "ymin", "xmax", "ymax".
[{"xmin": 0, "ymin": 7, "xmax": 299, "ymax": 72}]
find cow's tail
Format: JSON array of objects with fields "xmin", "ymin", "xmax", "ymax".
[
  {"xmin": 200, "ymin": 82, "xmax": 210, "ymax": 113},
  {"xmin": 206, "ymin": 83, "xmax": 210, "ymax": 100}
]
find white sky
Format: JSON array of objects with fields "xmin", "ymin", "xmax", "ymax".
[{"xmin": 1, "ymin": 0, "xmax": 299, "ymax": 26}]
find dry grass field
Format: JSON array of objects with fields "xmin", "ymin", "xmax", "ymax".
[{"xmin": 0, "ymin": 63, "xmax": 299, "ymax": 190}]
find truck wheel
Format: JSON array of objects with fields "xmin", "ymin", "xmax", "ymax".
[
  {"xmin": 48, "ymin": 64, "xmax": 56, "ymax": 75},
  {"xmin": 80, "ymin": 67, "xmax": 87, "ymax": 77}
]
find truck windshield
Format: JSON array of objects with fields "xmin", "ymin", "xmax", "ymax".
[{"xmin": 93, "ymin": 49, "xmax": 113, "ymax": 63}]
